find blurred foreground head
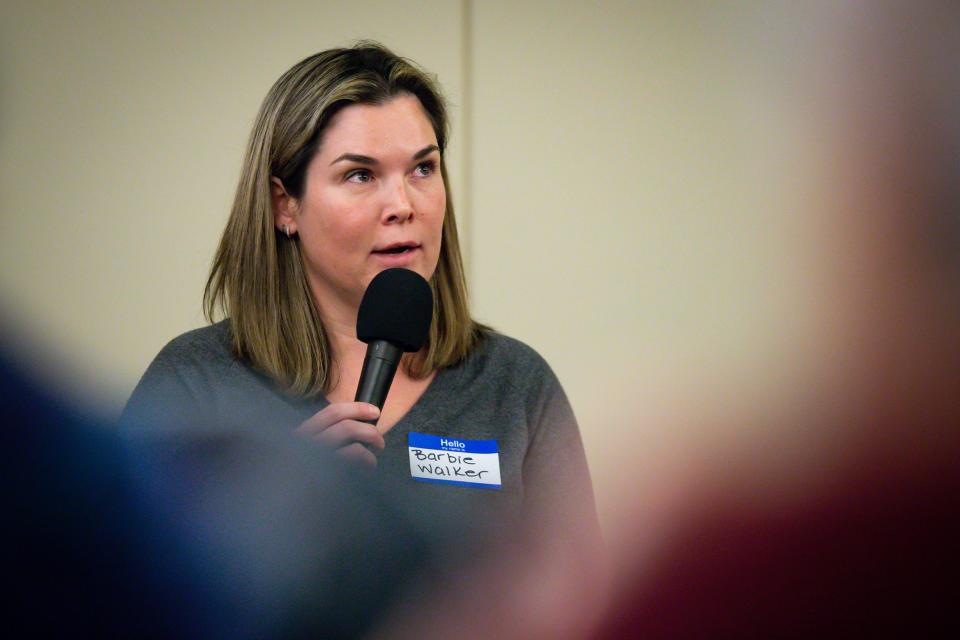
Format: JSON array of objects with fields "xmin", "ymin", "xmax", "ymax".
[{"xmin": 597, "ymin": 3, "xmax": 960, "ymax": 637}]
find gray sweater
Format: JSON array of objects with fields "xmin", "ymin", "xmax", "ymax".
[{"xmin": 122, "ymin": 321, "xmax": 597, "ymax": 524}]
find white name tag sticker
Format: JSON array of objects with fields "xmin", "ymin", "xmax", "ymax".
[{"xmin": 408, "ymin": 432, "xmax": 502, "ymax": 490}]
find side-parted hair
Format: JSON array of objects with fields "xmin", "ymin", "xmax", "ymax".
[{"xmin": 204, "ymin": 42, "xmax": 481, "ymax": 396}]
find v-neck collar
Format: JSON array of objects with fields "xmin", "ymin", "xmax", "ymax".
[
  {"xmin": 298, "ymin": 363, "xmax": 454, "ymax": 443},
  {"xmin": 381, "ymin": 366, "xmax": 450, "ymax": 444}
]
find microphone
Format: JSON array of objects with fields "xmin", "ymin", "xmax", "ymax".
[{"xmin": 354, "ymin": 268, "xmax": 433, "ymax": 424}]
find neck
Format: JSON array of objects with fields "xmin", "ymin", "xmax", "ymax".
[
  {"xmin": 308, "ymin": 284, "xmax": 369, "ymax": 395},
  {"xmin": 317, "ymin": 302, "xmax": 364, "ymax": 359}
]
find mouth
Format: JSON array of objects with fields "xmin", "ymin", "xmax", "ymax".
[{"xmin": 372, "ymin": 242, "xmax": 421, "ymax": 256}]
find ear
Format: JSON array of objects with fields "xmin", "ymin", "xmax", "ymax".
[{"xmin": 271, "ymin": 177, "xmax": 299, "ymax": 234}]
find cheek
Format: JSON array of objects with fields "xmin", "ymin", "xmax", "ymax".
[
  {"xmin": 303, "ymin": 194, "xmax": 369, "ymax": 246},
  {"xmin": 426, "ymin": 184, "xmax": 446, "ymax": 231}
]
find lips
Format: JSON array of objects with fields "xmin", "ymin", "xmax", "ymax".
[{"xmin": 372, "ymin": 241, "xmax": 420, "ymax": 255}]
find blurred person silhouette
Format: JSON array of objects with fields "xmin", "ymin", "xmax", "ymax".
[
  {"xmin": 590, "ymin": 3, "xmax": 960, "ymax": 637},
  {"xmin": 2, "ymin": 325, "xmax": 482, "ymax": 638},
  {"xmin": 370, "ymin": 2, "xmax": 960, "ymax": 638}
]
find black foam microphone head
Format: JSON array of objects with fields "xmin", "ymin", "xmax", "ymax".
[{"xmin": 356, "ymin": 268, "xmax": 434, "ymax": 352}]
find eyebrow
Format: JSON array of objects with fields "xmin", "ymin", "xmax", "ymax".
[{"xmin": 329, "ymin": 144, "xmax": 440, "ymax": 166}]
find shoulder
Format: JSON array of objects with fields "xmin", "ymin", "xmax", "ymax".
[
  {"xmin": 135, "ymin": 321, "xmax": 241, "ymax": 389},
  {"xmin": 472, "ymin": 330, "xmax": 554, "ymax": 375},
  {"xmin": 152, "ymin": 320, "xmax": 234, "ymax": 369},
  {"xmin": 461, "ymin": 330, "xmax": 563, "ymax": 401},
  {"xmin": 459, "ymin": 331, "xmax": 579, "ymax": 443},
  {"xmin": 121, "ymin": 321, "xmax": 242, "ymax": 431},
  {"xmin": 125, "ymin": 321, "xmax": 236, "ymax": 407}
]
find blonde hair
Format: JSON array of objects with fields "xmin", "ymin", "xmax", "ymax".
[{"xmin": 204, "ymin": 42, "xmax": 481, "ymax": 396}]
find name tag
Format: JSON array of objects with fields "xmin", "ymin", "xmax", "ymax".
[{"xmin": 408, "ymin": 432, "xmax": 502, "ymax": 490}]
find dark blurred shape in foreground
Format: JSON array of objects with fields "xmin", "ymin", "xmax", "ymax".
[
  {"xmin": 596, "ymin": 436, "xmax": 960, "ymax": 637},
  {"xmin": 2, "ymin": 347, "xmax": 471, "ymax": 638},
  {"xmin": 4, "ymin": 351, "xmax": 200, "ymax": 636}
]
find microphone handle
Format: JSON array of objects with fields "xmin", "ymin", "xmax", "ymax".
[{"xmin": 354, "ymin": 340, "xmax": 403, "ymax": 425}]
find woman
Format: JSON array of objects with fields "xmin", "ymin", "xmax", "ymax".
[{"xmin": 124, "ymin": 43, "xmax": 597, "ymax": 525}]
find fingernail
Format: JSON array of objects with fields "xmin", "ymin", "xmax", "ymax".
[{"xmin": 366, "ymin": 404, "xmax": 380, "ymax": 418}]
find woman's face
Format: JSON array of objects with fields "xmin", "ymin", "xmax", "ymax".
[{"xmin": 280, "ymin": 94, "xmax": 446, "ymax": 313}]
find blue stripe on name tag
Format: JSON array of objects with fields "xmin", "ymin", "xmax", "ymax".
[
  {"xmin": 408, "ymin": 432, "xmax": 499, "ymax": 454},
  {"xmin": 411, "ymin": 476, "xmax": 502, "ymax": 490}
]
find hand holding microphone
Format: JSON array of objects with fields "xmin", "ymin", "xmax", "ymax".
[
  {"xmin": 295, "ymin": 402, "xmax": 384, "ymax": 467},
  {"xmin": 296, "ymin": 268, "xmax": 433, "ymax": 467}
]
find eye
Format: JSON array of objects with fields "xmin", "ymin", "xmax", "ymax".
[
  {"xmin": 413, "ymin": 160, "xmax": 436, "ymax": 178},
  {"xmin": 345, "ymin": 168, "xmax": 374, "ymax": 184}
]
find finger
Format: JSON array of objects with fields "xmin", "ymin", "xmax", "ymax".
[
  {"xmin": 336, "ymin": 442, "xmax": 378, "ymax": 468},
  {"xmin": 314, "ymin": 420, "xmax": 386, "ymax": 452},
  {"xmin": 296, "ymin": 402, "xmax": 380, "ymax": 435},
  {"xmin": 300, "ymin": 402, "xmax": 379, "ymax": 432}
]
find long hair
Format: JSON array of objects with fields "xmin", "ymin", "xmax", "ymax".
[{"xmin": 204, "ymin": 42, "xmax": 481, "ymax": 396}]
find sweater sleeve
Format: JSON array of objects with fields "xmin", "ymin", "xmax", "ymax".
[{"xmin": 521, "ymin": 358, "xmax": 602, "ymax": 545}]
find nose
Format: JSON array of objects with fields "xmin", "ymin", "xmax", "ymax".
[{"xmin": 381, "ymin": 178, "xmax": 415, "ymax": 225}]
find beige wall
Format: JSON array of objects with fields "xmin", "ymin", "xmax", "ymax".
[
  {"xmin": 469, "ymin": 3, "xmax": 812, "ymax": 525},
  {"xmin": 1, "ymin": 2, "xmax": 810, "ymax": 529}
]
